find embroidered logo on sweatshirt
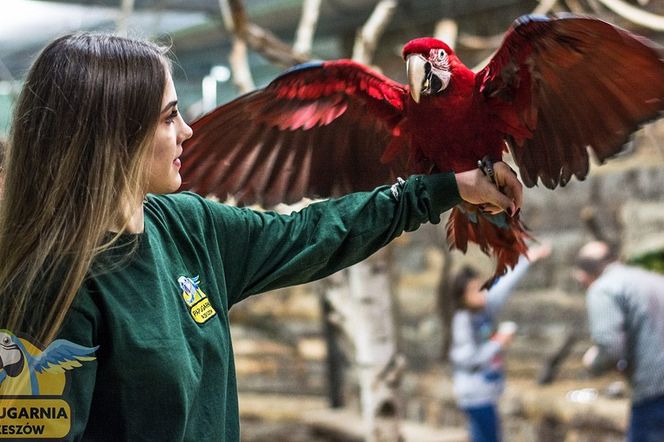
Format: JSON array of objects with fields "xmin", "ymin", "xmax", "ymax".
[{"xmin": 178, "ymin": 275, "xmax": 217, "ymax": 324}]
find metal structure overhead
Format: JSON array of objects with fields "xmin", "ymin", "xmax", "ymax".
[
  {"xmin": 0, "ymin": 0, "xmax": 528, "ymax": 80},
  {"xmin": 0, "ymin": 0, "xmax": 533, "ymax": 136}
]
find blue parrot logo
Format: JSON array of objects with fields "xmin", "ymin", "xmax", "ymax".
[
  {"xmin": 0, "ymin": 330, "xmax": 98, "ymax": 396},
  {"xmin": 178, "ymin": 275, "xmax": 204, "ymax": 306}
]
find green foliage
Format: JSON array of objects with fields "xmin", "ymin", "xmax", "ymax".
[{"xmin": 628, "ymin": 250, "xmax": 664, "ymax": 275}]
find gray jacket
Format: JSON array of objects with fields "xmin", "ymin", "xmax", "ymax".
[{"xmin": 586, "ymin": 263, "xmax": 664, "ymax": 404}]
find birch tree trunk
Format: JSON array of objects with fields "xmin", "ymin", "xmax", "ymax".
[
  {"xmin": 336, "ymin": 2, "xmax": 406, "ymax": 440},
  {"xmin": 294, "ymin": 0, "xmax": 322, "ymax": 56},
  {"xmin": 352, "ymin": 0, "xmax": 397, "ymax": 66},
  {"xmin": 116, "ymin": 0, "xmax": 135, "ymax": 36},
  {"xmin": 326, "ymin": 247, "xmax": 405, "ymax": 442},
  {"xmin": 218, "ymin": 0, "xmax": 255, "ymax": 93}
]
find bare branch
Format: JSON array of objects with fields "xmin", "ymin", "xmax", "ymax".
[
  {"xmin": 434, "ymin": 19, "xmax": 458, "ymax": 50},
  {"xmin": 352, "ymin": 0, "xmax": 398, "ymax": 65},
  {"xmin": 468, "ymin": 0, "xmax": 559, "ymax": 72},
  {"xmin": 458, "ymin": 33, "xmax": 504, "ymax": 51},
  {"xmin": 294, "ymin": 0, "xmax": 322, "ymax": 56},
  {"xmin": 595, "ymin": 0, "xmax": 664, "ymax": 31},
  {"xmin": 533, "ymin": 0, "xmax": 560, "ymax": 15},
  {"xmin": 117, "ymin": 0, "xmax": 135, "ymax": 36},
  {"xmin": 436, "ymin": 231, "xmax": 455, "ymax": 361},
  {"xmin": 220, "ymin": 0, "xmax": 309, "ymax": 67},
  {"xmin": 218, "ymin": 0, "xmax": 255, "ymax": 92},
  {"xmin": 461, "ymin": 0, "xmax": 559, "ymax": 52},
  {"xmin": 218, "ymin": 0, "xmax": 310, "ymax": 92},
  {"xmin": 245, "ymin": 23, "xmax": 310, "ymax": 66},
  {"xmin": 226, "ymin": 0, "xmax": 249, "ymax": 32},
  {"xmin": 229, "ymin": 39, "xmax": 255, "ymax": 93},
  {"xmin": 586, "ymin": 0, "xmax": 605, "ymax": 14},
  {"xmin": 218, "ymin": 0, "xmax": 234, "ymax": 31},
  {"xmin": 564, "ymin": 0, "xmax": 589, "ymax": 14}
]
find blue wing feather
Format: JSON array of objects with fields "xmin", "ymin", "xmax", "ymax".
[
  {"xmin": 31, "ymin": 340, "xmax": 99, "ymax": 373},
  {"xmin": 274, "ymin": 60, "xmax": 324, "ymax": 82}
]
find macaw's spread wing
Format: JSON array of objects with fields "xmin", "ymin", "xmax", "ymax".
[
  {"xmin": 181, "ymin": 60, "xmax": 410, "ymax": 207},
  {"xmin": 477, "ymin": 14, "xmax": 664, "ymax": 188}
]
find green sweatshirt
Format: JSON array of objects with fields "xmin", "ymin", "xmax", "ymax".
[{"xmin": 57, "ymin": 173, "xmax": 460, "ymax": 441}]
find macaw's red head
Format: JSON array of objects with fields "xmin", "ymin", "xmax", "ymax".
[{"xmin": 402, "ymin": 37, "xmax": 455, "ymax": 103}]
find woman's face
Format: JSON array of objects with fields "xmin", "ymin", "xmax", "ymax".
[
  {"xmin": 146, "ymin": 69, "xmax": 193, "ymax": 195},
  {"xmin": 463, "ymin": 277, "xmax": 487, "ymax": 310}
]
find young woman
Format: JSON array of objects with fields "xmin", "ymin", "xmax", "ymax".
[
  {"xmin": 0, "ymin": 33, "xmax": 522, "ymax": 440},
  {"xmin": 448, "ymin": 244, "xmax": 550, "ymax": 442}
]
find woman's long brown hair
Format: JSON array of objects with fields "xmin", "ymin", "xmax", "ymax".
[{"xmin": 0, "ymin": 33, "xmax": 169, "ymax": 345}]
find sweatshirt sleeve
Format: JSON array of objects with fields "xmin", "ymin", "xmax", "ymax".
[
  {"xmin": 204, "ymin": 173, "xmax": 461, "ymax": 306},
  {"xmin": 449, "ymin": 311, "xmax": 502, "ymax": 370}
]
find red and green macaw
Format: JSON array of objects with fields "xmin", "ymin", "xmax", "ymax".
[{"xmin": 181, "ymin": 14, "xmax": 664, "ymax": 280}]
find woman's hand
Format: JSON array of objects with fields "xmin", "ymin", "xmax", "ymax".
[{"xmin": 455, "ymin": 162, "xmax": 523, "ymax": 216}]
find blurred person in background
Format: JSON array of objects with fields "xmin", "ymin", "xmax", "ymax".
[
  {"xmin": 576, "ymin": 240, "xmax": 664, "ymax": 442},
  {"xmin": 448, "ymin": 243, "xmax": 551, "ymax": 442},
  {"xmin": 0, "ymin": 32, "xmax": 523, "ymax": 440}
]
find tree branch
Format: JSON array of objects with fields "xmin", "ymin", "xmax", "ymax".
[
  {"xmin": 563, "ymin": 0, "xmax": 589, "ymax": 14},
  {"xmin": 245, "ymin": 23, "xmax": 310, "ymax": 66},
  {"xmin": 352, "ymin": 0, "xmax": 398, "ymax": 65},
  {"xmin": 468, "ymin": 0, "xmax": 560, "ymax": 72},
  {"xmin": 595, "ymin": 0, "xmax": 664, "ymax": 31},
  {"xmin": 458, "ymin": 33, "xmax": 505, "ymax": 51},
  {"xmin": 229, "ymin": 39, "xmax": 255, "ymax": 93},
  {"xmin": 434, "ymin": 19, "xmax": 458, "ymax": 50},
  {"xmin": 461, "ymin": 0, "xmax": 559, "ymax": 52},
  {"xmin": 117, "ymin": 0, "xmax": 135, "ymax": 36},
  {"xmin": 294, "ymin": 0, "xmax": 322, "ymax": 56},
  {"xmin": 218, "ymin": 0, "xmax": 255, "ymax": 92},
  {"xmin": 224, "ymin": 0, "xmax": 309, "ymax": 67}
]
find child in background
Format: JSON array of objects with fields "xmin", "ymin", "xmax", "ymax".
[{"xmin": 449, "ymin": 243, "xmax": 551, "ymax": 442}]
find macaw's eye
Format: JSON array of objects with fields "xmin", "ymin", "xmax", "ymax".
[
  {"xmin": 430, "ymin": 49, "xmax": 449, "ymax": 69},
  {"xmin": 2, "ymin": 336, "xmax": 9, "ymax": 345}
]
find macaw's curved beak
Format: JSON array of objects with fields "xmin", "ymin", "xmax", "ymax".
[
  {"xmin": 406, "ymin": 53, "xmax": 450, "ymax": 103},
  {"xmin": 406, "ymin": 54, "xmax": 428, "ymax": 104}
]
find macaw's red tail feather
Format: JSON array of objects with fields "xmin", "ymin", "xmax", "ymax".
[
  {"xmin": 446, "ymin": 204, "xmax": 531, "ymax": 287},
  {"xmin": 448, "ymin": 205, "xmax": 470, "ymax": 254}
]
